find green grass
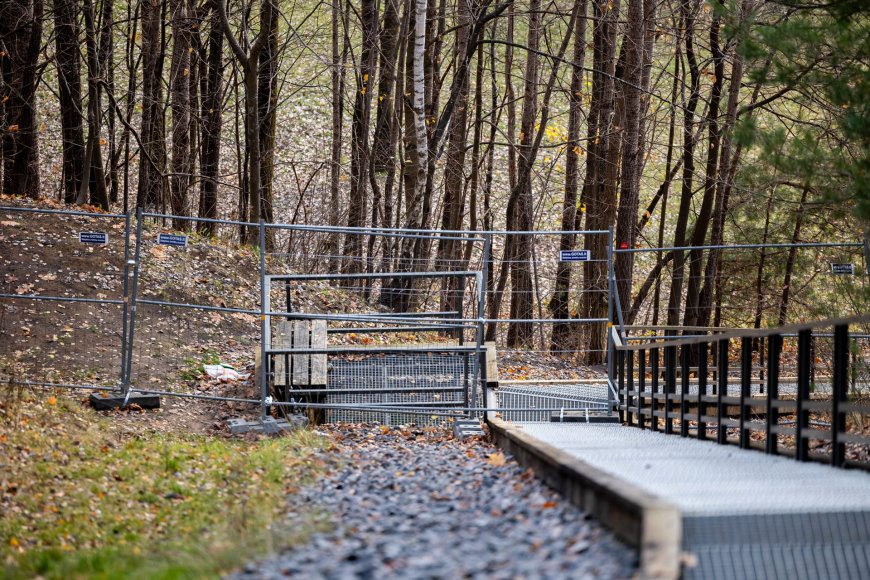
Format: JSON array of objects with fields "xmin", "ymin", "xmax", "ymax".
[{"xmin": 0, "ymin": 393, "xmax": 333, "ymax": 579}]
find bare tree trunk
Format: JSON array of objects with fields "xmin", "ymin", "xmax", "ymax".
[
  {"xmin": 613, "ymin": 0, "xmax": 646, "ymax": 317},
  {"xmin": 550, "ymin": 0, "xmax": 588, "ymax": 353},
  {"xmin": 343, "ymin": 0, "xmax": 378, "ymax": 274},
  {"xmin": 79, "ymin": 0, "xmax": 109, "ymax": 209},
  {"xmin": 169, "ymin": 0, "xmax": 192, "ymax": 228},
  {"xmin": 581, "ymin": 0, "xmax": 621, "ymax": 364},
  {"xmin": 506, "ymin": 0, "xmax": 542, "ymax": 348},
  {"xmin": 683, "ymin": 5, "xmax": 724, "ymax": 329},
  {"xmin": 372, "ymin": 0, "xmax": 401, "ymax": 172},
  {"xmin": 218, "ymin": 0, "xmax": 275, "ymax": 244},
  {"xmin": 137, "ymin": 0, "xmax": 167, "ymax": 209},
  {"xmin": 778, "ymin": 186, "xmax": 810, "ymax": 326},
  {"xmin": 98, "ymin": 0, "xmax": 117, "ymax": 204},
  {"xmin": 381, "ymin": 0, "xmax": 427, "ymax": 312},
  {"xmin": 328, "ymin": 0, "xmax": 348, "ymax": 270},
  {"xmin": 438, "ymin": 0, "xmax": 472, "ymax": 317},
  {"xmin": 53, "ymin": 0, "xmax": 85, "ymax": 203},
  {"xmin": 665, "ymin": 0, "xmax": 701, "ymax": 331},
  {"xmin": 198, "ymin": 0, "xmax": 225, "ymax": 234},
  {"xmin": 258, "ymin": 0, "xmax": 280, "ymax": 245},
  {"xmin": 1, "ymin": 0, "xmax": 43, "ymax": 198}
]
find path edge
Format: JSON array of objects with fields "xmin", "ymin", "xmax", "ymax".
[{"xmin": 487, "ymin": 418, "xmax": 682, "ymax": 580}]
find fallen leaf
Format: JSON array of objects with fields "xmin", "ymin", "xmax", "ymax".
[{"xmin": 487, "ymin": 453, "xmax": 507, "ymax": 466}]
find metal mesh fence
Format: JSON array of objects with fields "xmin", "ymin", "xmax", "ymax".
[
  {"xmin": 323, "ymin": 353, "xmax": 470, "ymax": 425},
  {"xmin": 1, "ymin": 207, "xmax": 129, "ymax": 390},
  {"xmin": 615, "ymin": 242, "xmax": 869, "ymax": 338},
  {"xmin": 498, "ymin": 383, "xmax": 610, "ymax": 422}
]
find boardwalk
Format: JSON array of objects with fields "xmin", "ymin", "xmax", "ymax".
[{"xmin": 514, "ymin": 423, "xmax": 870, "ymax": 580}]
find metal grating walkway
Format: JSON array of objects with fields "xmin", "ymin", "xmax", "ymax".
[{"xmin": 517, "ymin": 423, "xmax": 870, "ymax": 579}]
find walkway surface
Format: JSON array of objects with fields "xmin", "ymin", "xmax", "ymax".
[{"xmin": 517, "ymin": 423, "xmax": 870, "ymax": 580}]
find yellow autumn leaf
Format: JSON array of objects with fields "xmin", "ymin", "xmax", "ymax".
[{"xmin": 487, "ymin": 452, "xmax": 507, "ymax": 466}]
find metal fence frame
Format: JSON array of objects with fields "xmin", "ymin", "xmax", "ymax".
[{"xmin": 612, "ymin": 314, "xmax": 870, "ymax": 469}]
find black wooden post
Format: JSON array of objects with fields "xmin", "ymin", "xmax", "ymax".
[
  {"xmin": 652, "ymin": 348, "xmax": 660, "ymax": 433},
  {"xmin": 680, "ymin": 345, "xmax": 690, "ymax": 437},
  {"xmin": 717, "ymin": 338, "xmax": 728, "ymax": 444},
  {"xmin": 832, "ymin": 324, "xmax": 849, "ymax": 467},
  {"xmin": 740, "ymin": 337, "xmax": 752, "ymax": 449},
  {"xmin": 639, "ymin": 348, "xmax": 647, "ymax": 429},
  {"xmin": 796, "ymin": 329, "xmax": 811, "ymax": 461},
  {"xmin": 698, "ymin": 342, "xmax": 708, "ymax": 440},
  {"xmin": 665, "ymin": 345, "xmax": 676, "ymax": 434},
  {"xmin": 627, "ymin": 349, "xmax": 635, "ymax": 426},
  {"xmin": 765, "ymin": 334, "xmax": 781, "ymax": 455}
]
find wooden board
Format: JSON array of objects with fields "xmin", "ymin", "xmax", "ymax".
[
  {"xmin": 310, "ymin": 319, "xmax": 327, "ymax": 385},
  {"xmin": 292, "ymin": 320, "xmax": 310, "ymax": 385},
  {"xmin": 273, "ymin": 321, "xmax": 292, "ymax": 386}
]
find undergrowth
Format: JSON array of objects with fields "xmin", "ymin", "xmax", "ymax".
[{"xmin": 0, "ymin": 383, "xmax": 333, "ymax": 579}]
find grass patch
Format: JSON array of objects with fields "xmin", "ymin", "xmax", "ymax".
[{"xmin": 0, "ymin": 390, "xmax": 333, "ymax": 579}]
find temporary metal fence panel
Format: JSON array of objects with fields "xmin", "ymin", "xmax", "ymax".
[
  {"xmin": 613, "ymin": 241, "xmax": 869, "ymax": 342},
  {"xmin": 122, "ymin": 212, "xmax": 264, "ymax": 407},
  {"xmin": 0, "ymin": 206, "xmax": 131, "ymax": 392},
  {"xmin": 262, "ymin": 265, "xmax": 485, "ymax": 426}
]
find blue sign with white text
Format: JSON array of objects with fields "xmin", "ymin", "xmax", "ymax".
[
  {"xmin": 559, "ymin": 250, "xmax": 590, "ymax": 262},
  {"xmin": 79, "ymin": 232, "xmax": 108, "ymax": 244},
  {"xmin": 157, "ymin": 233, "xmax": 188, "ymax": 247}
]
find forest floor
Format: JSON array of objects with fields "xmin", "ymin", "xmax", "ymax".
[{"xmin": 0, "ymin": 195, "xmax": 634, "ymax": 579}]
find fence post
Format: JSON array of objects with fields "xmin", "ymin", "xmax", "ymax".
[
  {"xmin": 796, "ymin": 329, "xmax": 811, "ymax": 461},
  {"xmin": 638, "ymin": 348, "xmax": 646, "ymax": 429},
  {"xmin": 697, "ymin": 342, "xmax": 707, "ymax": 440},
  {"xmin": 665, "ymin": 344, "xmax": 676, "ymax": 434},
  {"xmin": 717, "ymin": 338, "xmax": 728, "ymax": 444},
  {"xmin": 626, "ymin": 349, "xmax": 634, "ymax": 426},
  {"xmin": 123, "ymin": 208, "xmax": 144, "ymax": 392},
  {"xmin": 740, "ymin": 337, "xmax": 752, "ymax": 449},
  {"xmin": 607, "ymin": 227, "xmax": 615, "ymax": 403},
  {"xmin": 651, "ymin": 348, "xmax": 660, "ymax": 432},
  {"xmin": 765, "ymin": 334, "xmax": 781, "ymax": 455},
  {"xmin": 832, "ymin": 324, "xmax": 849, "ymax": 467},
  {"xmin": 680, "ymin": 345, "xmax": 689, "ymax": 437},
  {"xmin": 259, "ymin": 219, "xmax": 269, "ymax": 420},
  {"xmin": 119, "ymin": 211, "xmax": 131, "ymax": 388}
]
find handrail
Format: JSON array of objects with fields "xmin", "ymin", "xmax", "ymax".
[{"xmin": 613, "ymin": 313, "xmax": 870, "ymax": 351}]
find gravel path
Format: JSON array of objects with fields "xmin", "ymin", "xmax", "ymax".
[{"xmin": 229, "ymin": 424, "xmax": 637, "ymax": 580}]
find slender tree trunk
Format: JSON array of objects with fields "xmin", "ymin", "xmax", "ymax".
[
  {"xmin": 506, "ymin": 0, "xmax": 542, "ymax": 348},
  {"xmin": 665, "ymin": 0, "xmax": 701, "ymax": 331},
  {"xmin": 53, "ymin": 0, "xmax": 85, "ymax": 203},
  {"xmin": 328, "ymin": 0, "xmax": 348, "ymax": 270},
  {"xmin": 1, "ymin": 0, "xmax": 43, "ymax": 198},
  {"xmin": 683, "ymin": 6, "xmax": 724, "ymax": 328},
  {"xmin": 79, "ymin": 0, "xmax": 109, "ymax": 208},
  {"xmin": 778, "ymin": 186, "xmax": 810, "ymax": 326},
  {"xmin": 137, "ymin": 0, "xmax": 167, "ymax": 209},
  {"xmin": 169, "ymin": 0, "xmax": 192, "ymax": 228},
  {"xmin": 613, "ymin": 0, "xmax": 646, "ymax": 317},
  {"xmin": 581, "ymin": 0, "xmax": 621, "ymax": 363},
  {"xmin": 343, "ymin": 0, "xmax": 378, "ymax": 274},
  {"xmin": 258, "ymin": 0, "xmax": 279, "ymax": 245},
  {"xmin": 372, "ymin": 0, "xmax": 401, "ymax": 171},
  {"xmin": 550, "ymin": 0, "xmax": 588, "ymax": 353},
  {"xmin": 198, "ymin": 0, "xmax": 225, "ymax": 234},
  {"xmin": 218, "ymin": 0, "xmax": 275, "ymax": 243},
  {"xmin": 381, "ymin": 0, "xmax": 427, "ymax": 312},
  {"xmin": 438, "ymin": 0, "xmax": 472, "ymax": 316}
]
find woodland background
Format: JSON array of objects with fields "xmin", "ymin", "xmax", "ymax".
[{"xmin": 1, "ymin": 0, "xmax": 869, "ymax": 362}]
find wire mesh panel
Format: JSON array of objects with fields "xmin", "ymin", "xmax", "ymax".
[
  {"xmin": 324, "ymin": 353, "xmax": 469, "ymax": 425},
  {"xmin": 498, "ymin": 383, "xmax": 610, "ymax": 422},
  {"xmin": 0, "ymin": 206, "xmax": 129, "ymax": 390}
]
